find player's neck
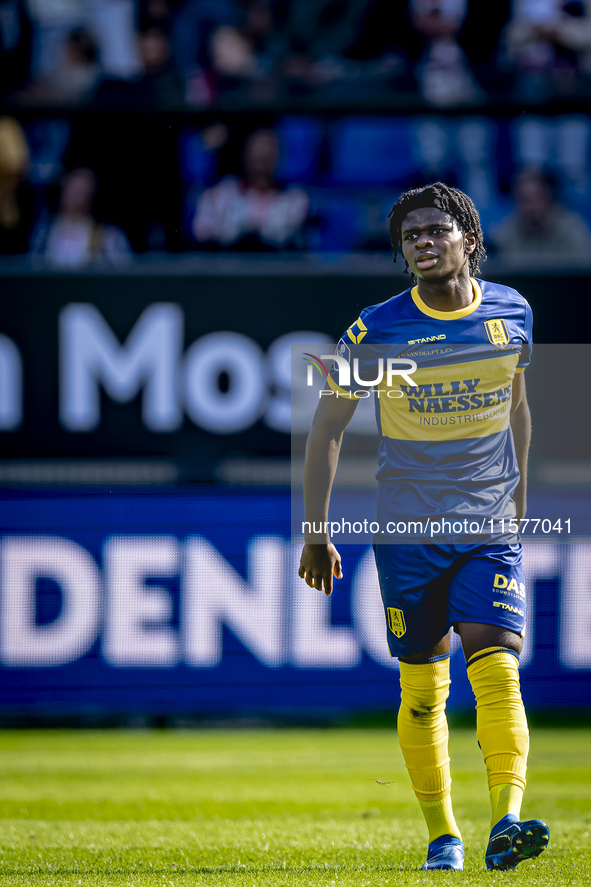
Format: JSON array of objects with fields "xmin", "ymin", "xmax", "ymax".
[{"xmin": 416, "ymin": 269, "xmax": 474, "ymax": 313}]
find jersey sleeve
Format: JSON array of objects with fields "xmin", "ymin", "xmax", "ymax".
[
  {"xmin": 327, "ymin": 310, "xmax": 376, "ymax": 397},
  {"xmin": 515, "ymin": 297, "xmax": 533, "ymax": 373}
]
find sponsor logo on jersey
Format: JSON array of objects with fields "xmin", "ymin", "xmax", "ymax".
[
  {"xmin": 399, "ymin": 378, "xmax": 512, "ymax": 416},
  {"xmin": 407, "ymin": 334, "xmax": 447, "ymax": 345},
  {"xmin": 493, "ymin": 601, "xmax": 524, "ymax": 617},
  {"xmin": 493, "ymin": 574, "xmax": 525, "ymax": 597},
  {"xmin": 484, "ymin": 319, "xmax": 510, "ymax": 347},
  {"xmin": 387, "ymin": 607, "xmax": 406, "ymax": 637}
]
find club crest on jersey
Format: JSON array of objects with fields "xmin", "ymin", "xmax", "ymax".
[
  {"xmin": 484, "ymin": 318, "xmax": 509, "ymax": 347},
  {"xmin": 387, "ymin": 607, "xmax": 406, "ymax": 638}
]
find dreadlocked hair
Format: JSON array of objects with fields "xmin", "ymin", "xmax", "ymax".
[{"xmin": 388, "ymin": 182, "xmax": 486, "ymax": 278}]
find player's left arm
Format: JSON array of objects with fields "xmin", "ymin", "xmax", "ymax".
[{"xmin": 510, "ymin": 371, "xmax": 531, "ymax": 521}]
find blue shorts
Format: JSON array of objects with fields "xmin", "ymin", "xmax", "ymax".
[{"xmin": 373, "ymin": 542, "xmax": 526, "ymax": 658}]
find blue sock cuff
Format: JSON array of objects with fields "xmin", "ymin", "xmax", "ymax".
[
  {"xmin": 467, "ymin": 647, "xmax": 519, "ymax": 667},
  {"xmin": 426, "ymin": 653, "xmax": 451, "ymax": 664}
]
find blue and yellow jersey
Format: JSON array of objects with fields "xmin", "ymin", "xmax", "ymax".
[{"xmin": 328, "ymin": 278, "xmax": 533, "ymax": 525}]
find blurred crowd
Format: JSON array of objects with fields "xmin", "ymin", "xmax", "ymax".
[
  {"xmin": 2, "ymin": 108, "xmax": 591, "ymax": 264},
  {"xmin": 3, "ymin": 0, "xmax": 591, "ymax": 110},
  {"xmin": 2, "ymin": 109, "xmax": 591, "ymax": 264},
  {"xmin": 2, "ymin": 0, "xmax": 591, "ymax": 266}
]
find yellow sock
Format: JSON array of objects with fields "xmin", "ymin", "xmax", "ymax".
[
  {"xmin": 398, "ymin": 657, "xmax": 461, "ymax": 842},
  {"xmin": 466, "ymin": 647, "xmax": 529, "ymax": 828},
  {"xmin": 489, "ymin": 784, "xmax": 524, "ymax": 827},
  {"xmin": 418, "ymin": 796, "xmax": 461, "ymax": 844}
]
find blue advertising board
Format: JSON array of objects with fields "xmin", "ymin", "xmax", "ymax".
[{"xmin": 0, "ymin": 488, "xmax": 589, "ymax": 717}]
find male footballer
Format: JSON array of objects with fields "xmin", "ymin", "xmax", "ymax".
[{"xmin": 298, "ymin": 183, "xmax": 549, "ymax": 871}]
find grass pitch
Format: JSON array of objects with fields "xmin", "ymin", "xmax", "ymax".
[{"xmin": 0, "ymin": 726, "xmax": 589, "ymax": 886}]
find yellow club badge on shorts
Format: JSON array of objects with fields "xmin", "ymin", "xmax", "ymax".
[
  {"xmin": 387, "ymin": 607, "xmax": 406, "ymax": 638},
  {"xmin": 484, "ymin": 318, "xmax": 510, "ymax": 347}
]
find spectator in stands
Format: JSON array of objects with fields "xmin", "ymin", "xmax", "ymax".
[
  {"xmin": 170, "ymin": 0, "xmax": 236, "ymax": 106},
  {"xmin": 93, "ymin": 25, "xmax": 184, "ymax": 108},
  {"xmin": 26, "ymin": 0, "xmax": 140, "ymax": 81},
  {"xmin": 410, "ymin": 0, "xmax": 483, "ymax": 106},
  {"xmin": 30, "ymin": 166, "xmax": 132, "ymax": 267},
  {"xmin": 324, "ymin": 0, "xmax": 413, "ymax": 95},
  {"xmin": 210, "ymin": 0, "xmax": 286, "ymax": 101},
  {"xmin": 192, "ymin": 128, "xmax": 309, "ymax": 250},
  {"xmin": 55, "ymin": 28, "xmax": 101, "ymax": 103},
  {"xmin": 490, "ymin": 167, "xmax": 591, "ymax": 258},
  {"xmin": 0, "ymin": 117, "xmax": 34, "ymax": 255},
  {"xmin": 209, "ymin": 0, "xmax": 413, "ymax": 101},
  {"xmin": 16, "ymin": 28, "xmax": 100, "ymax": 106},
  {"xmin": 278, "ymin": 0, "xmax": 373, "ymax": 93},
  {"xmin": 505, "ymin": 0, "xmax": 591, "ymax": 101},
  {"xmin": 135, "ymin": 25, "xmax": 185, "ymax": 106}
]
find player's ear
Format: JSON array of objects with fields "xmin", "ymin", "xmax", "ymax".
[{"xmin": 464, "ymin": 231, "xmax": 477, "ymax": 254}]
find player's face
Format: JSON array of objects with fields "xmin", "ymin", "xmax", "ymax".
[{"xmin": 400, "ymin": 207, "xmax": 475, "ymax": 281}]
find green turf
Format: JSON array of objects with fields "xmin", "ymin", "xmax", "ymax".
[{"xmin": 0, "ymin": 727, "xmax": 589, "ymax": 886}]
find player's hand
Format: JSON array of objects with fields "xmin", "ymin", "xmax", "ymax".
[{"xmin": 298, "ymin": 543, "xmax": 342, "ymax": 596}]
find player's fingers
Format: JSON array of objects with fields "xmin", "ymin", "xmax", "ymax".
[
  {"xmin": 298, "ymin": 565, "xmax": 305, "ymax": 579},
  {"xmin": 334, "ymin": 559, "xmax": 342, "ymax": 579},
  {"xmin": 325, "ymin": 572, "xmax": 333, "ymax": 596}
]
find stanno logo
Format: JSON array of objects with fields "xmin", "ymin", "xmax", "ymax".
[
  {"xmin": 493, "ymin": 601, "xmax": 524, "ymax": 617},
  {"xmin": 408, "ymin": 334, "xmax": 447, "ymax": 345}
]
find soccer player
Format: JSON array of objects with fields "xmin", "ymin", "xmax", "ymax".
[{"xmin": 298, "ymin": 183, "xmax": 550, "ymax": 871}]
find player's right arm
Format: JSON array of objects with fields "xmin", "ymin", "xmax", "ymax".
[{"xmin": 298, "ymin": 389, "xmax": 358, "ymax": 596}]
